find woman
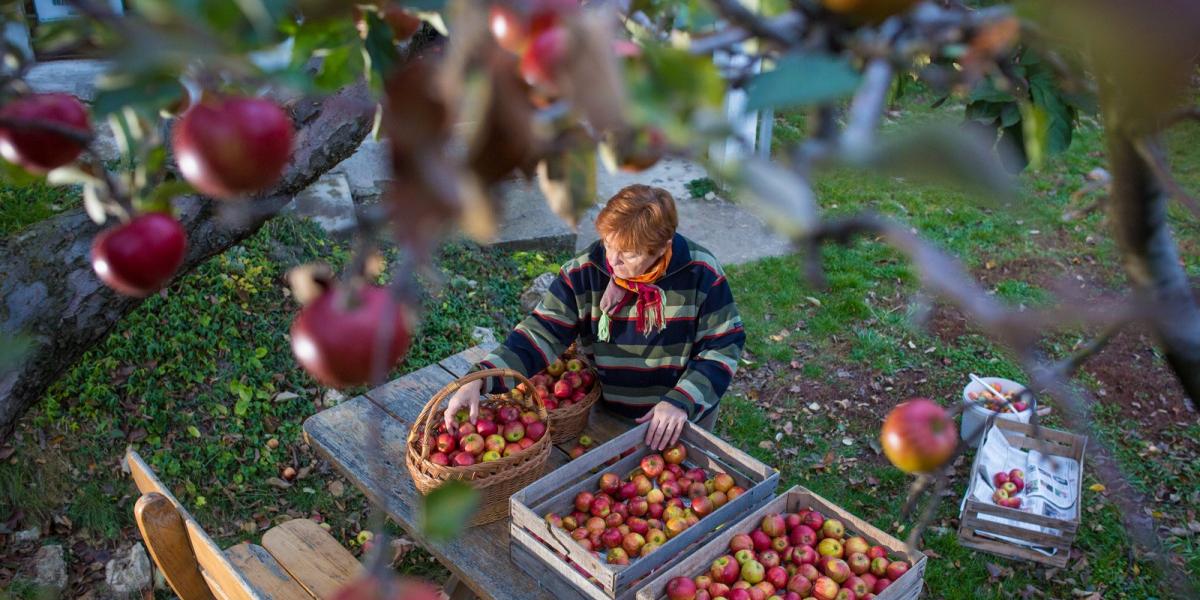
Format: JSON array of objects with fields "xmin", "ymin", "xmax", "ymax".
[{"xmin": 444, "ymin": 184, "xmax": 745, "ymax": 450}]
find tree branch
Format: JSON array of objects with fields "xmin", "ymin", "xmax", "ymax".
[
  {"xmin": 1134, "ymin": 136, "xmax": 1200, "ymax": 219},
  {"xmin": 0, "ymin": 83, "xmax": 375, "ymax": 439},
  {"xmin": 707, "ymin": 0, "xmax": 800, "ymax": 46}
]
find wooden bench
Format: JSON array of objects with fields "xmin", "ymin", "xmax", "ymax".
[{"xmin": 124, "ymin": 448, "xmax": 363, "ymax": 599}]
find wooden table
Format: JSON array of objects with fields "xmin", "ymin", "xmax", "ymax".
[{"xmin": 303, "ymin": 342, "xmax": 631, "ymax": 600}]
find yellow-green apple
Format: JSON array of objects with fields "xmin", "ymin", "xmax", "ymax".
[
  {"xmin": 647, "ymin": 529, "xmax": 667, "ymax": 545},
  {"xmin": 817, "ymin": 538, "xmax": 843, "ymax": 559},
  {"xmin": 710, "ymin": 491, "xmax": 729, "ymax": 508},
  {"xmin": 821, "ymin": 519, "xmax": 845, "ymax": 540},
  {"xmin": 772, "ymin": 537, "xmax": 789, "ymax": 553},
  {"xmin": 843, "ymin": 537, "xmax": 869, "ymax": 556},
  {"xmin": 869, "ymin": 557, "xmax": 888, "ymax": 577},
  {"xmin": 741, "ymin": 560, "xmax": 765, "ymax": 584},
  {"xmin": 606, "ymin": 547, "xmax": 629, "ymax": 565},
  {"xmin": 734, "ymin": 549, "xmax": 755, "ymax": 565},
  {"xmin": 481, "ymin": 450, "xmax": 501, "ymax": 462}
]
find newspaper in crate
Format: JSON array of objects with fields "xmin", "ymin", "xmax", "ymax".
[{"xmin": 960, "ymin": 424, "xmax": 1079, "ymax": 556}]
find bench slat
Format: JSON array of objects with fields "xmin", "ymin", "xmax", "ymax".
[
  {"xmin": 225, "ymin": 543, "xmax": 313, "ymax": 599},
  {"xmin": 262, "ymin": 519, "xmax": 362, "ymax": 598}
]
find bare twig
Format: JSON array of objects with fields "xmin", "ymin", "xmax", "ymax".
[
  {"xmin": 1134, "ymin": 136, "xmax": 1200, "ymax": 218},
  {"xmin": 0, "ymin": 116, "xmax": 94, "ymax": 146},
  {"xmin": 1051, "ymin": 321, "xmax": 1128, "ymax": 378},
  {"xmin": 1163, "ymin": 106, "xmax": 1200, "ymax": 128},
  {"xmin": 840, "ymin": 59, "xmax": 895, "ymax": 163}
]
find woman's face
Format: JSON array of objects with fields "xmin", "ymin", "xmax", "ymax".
[{"xmin": 604, "ymin": 236, "xmax": 668, "ymax": 279}]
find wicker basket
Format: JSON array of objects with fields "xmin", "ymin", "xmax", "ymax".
[
  {"xmin": 548, "ymin": 379, "xmax": 600, "ymax": 444},
  {"xmin": 405, "ymin": 368, "xmax": 552, "ymax": 526}
]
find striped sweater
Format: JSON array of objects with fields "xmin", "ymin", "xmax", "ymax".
[{"xmin": 475, "ymin": 234, "xmax": 745, "ymax": 421}]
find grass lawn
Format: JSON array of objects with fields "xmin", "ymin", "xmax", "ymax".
[{"xmin": 2, "ymin": 95, "xmax": 1198, "ymax": 598}]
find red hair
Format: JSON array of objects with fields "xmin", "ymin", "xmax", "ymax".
[{"xmin": 594, "ymin": 184, "xmax": 677, "ymax": 253}]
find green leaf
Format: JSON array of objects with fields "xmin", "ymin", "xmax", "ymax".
[
  {"xmin": 398, "ymin": 0, "xmax": 445, "ymax": 9},
  {"xmin": 964, "ymin": 101, "xmax": 1002, "ymax": 124},
  {"xmin": 967, "ymin": 77, "xmax": 1014, "ymax": 104},
  {"xmin": 314, "ymin": 43, "xmax": 364, "ymax": 90},
  {"xmin": 255, "ymin": 347, "xmax": 268, "ymax": 359},
  {"xmin": 1019, "ymin": 100, "xmax": 1048, "ymax": 170},
  {"xmin": 363, "ymin": 11, "xmax": 401, "ymax": 88},
  {"xmin": 140, "ymin": 179, "xmax": 194, "ymax": 215},
  {"xmin": 187, "ymin": 425, "xmax": 201, "ymax": 438},
  {"xmin": 92, "ymin": 73, "xmax": 185, "ymax": 118},
  {"xmin": 746, "ymin": 53, "xmax": 861, "ymax": 111},
  {"xmin": 234, "ymin": 396, "xmax": 251, "ymax": 417},
  {"xmin": 1029, "ymin": 72, "xmax": 1073, "ymax": 154},
  {"xmin": 421, "ymin": 481, "xmax": 479, "ymax": 542},
  {"xmin": 999, "ymin": 102, "xmax": 1022, "ymax": 128}
]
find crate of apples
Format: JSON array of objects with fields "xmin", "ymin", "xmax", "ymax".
[
  {"xmin": 991, "ymin": 468, "xmax": 1026, "ymax": 509},
  {"xmin": 640, "ymin": 486, "xmax": 925, "ymax": 600},
  {"xmin": 427, "ymin": 405, "xmax": 547, "ymax": 467},
  {"xmin": 967, "ymin": 385, "xmax": 1028, "ymax": 414},
  {"xmin": 543, "ymin": 445, "xmax": 748, "ymax": 565}
]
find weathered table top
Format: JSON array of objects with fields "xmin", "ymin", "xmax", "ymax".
[{"xmin": 303, "ymin": 342, "xmax": 631, "ymax": 600}]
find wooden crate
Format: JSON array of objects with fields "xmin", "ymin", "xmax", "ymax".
[
  {"xmin": 635, "ymin": 485, "xmax": 927, "ymax": 600},
  {"xmin": 510, "ymin": 422, "xmax": 780, "ymax": 600},
  {"xmin": 957, "ymin": 418, "xmax": 1087, "ymax": 568}
]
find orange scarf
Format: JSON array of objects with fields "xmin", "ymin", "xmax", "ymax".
[
  {"xmin": 599, "ymin": 246, "xmax": 673, "ymax": 341},
  {"xmin": 611, "ymin": 245, "xmax": 672, "ymax": 292}
]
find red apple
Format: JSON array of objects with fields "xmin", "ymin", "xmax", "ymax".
[
  {"xmin": 993, "ymin": 471, "xmax": 1010, "ymax": 487},
  {"xmin": 641, "ymin": 454, "xmax": 666, "ymax": 477},
  {"xmin": 772, "ymin": 537, "xmax": 789, "ymax": 553},
  {"xmin": 711, "ymin": 555, "xmax": 741, "ymax": 585},
  {"xmin": 519, "ymin": 410, "xmax": 539, "ymax": 426},
  {"xmin": 429, "ymin": 452, "xmax": 449, "ymax": 466},
  {"xmin": 860, "ymin": 573, "xmax": 876, "ymax": 589},
  {"xmin": 173, "ymin": 96, "xmax": 292, "ymax": 199},
  {"xmin": 452, "ymin": 452, "xmax": 475, "ymax": 467},
  {"xmin": 620, "ymin": 481, "xmax": 639, "ymax": 500},
  {"xmin": 290, "ymin": 284, "xmax": 411, "ymax": 388},
  {"xmin": 729, "ymin": 533, "xmax": 754, "ymax": 553},
  {"xmin": 436, "ymin": 433, "xmax": 457, "ymax": 454},
  {"xmin": 714, "ymin": 472, "xmax": 736, "ymax": 493},
  {"xmin": 634, "ymin": 474, "xmax": 654, "ymax": 496},
  {"xmin": 812, "ymin": 576, "xmax": 839, "ymax": 600},
  {"xmin": 847, "ymin": 553, "xmax": 870, "ymax": 576},
  {"xmin": 460, "ymin": 433, "xmax": 484, "ymax": 455},
  {"xmin": 1010, "ymin": 467, "xmax": 1025, "ymax": 480},
  {"xmin": 789, "ymin": 525, "xmax": 817, "ymax": 547},
  {"xmin": 590, "ymin": 496, "xmax": 612, "ymax": 518},
  {"xmin": 824, "ymin": 559, "xmax": 850, "ymax": 584},
  {"xmin": 689, "ymin": 483, "xmax": 709, "ymax": 499},
  {"xmin": 0, "ymin": 93, "xmax": 91, "ymax": 173},
  {"xmin": 663, "ymin": 443, "xmax": 688, "ymax": 465},
  {"xmin": 599, "ymin": 472, "xmax": 621, "ymax": 495},
  {"xmin": 880, "ymin": 398, "xmax": 958, "ymax": 473},
  {"xmin": 692, "ymin": 496, "xmax": 715, "ymax": 517},
  {"xmin": 1010, "ymin": 474, "xmax": 1025, "ymax": 493},
  {"xmin": 605, "ymin": 512, "xmax": 624, "ymax": 528},
  {"xmin": 457, "ymin": 422, "xmax": 476, "ymax": 437},
  {"xmin": 845, "ymin": 576, "xmax": 869, "ymax": 597},
  {"xmin": 575, "ymin": 491, "xmax": 594, "ymax": 513},
  {"xmin": 866, "ymin": 546, "xmax": 887, "ymax": 561},
  {"xmin": 629, "ymin": 497, "xmax": 649, "ymax": 517},
  {"xmin": 834, "ymin": 589, "xmax": 856, "ymax": 600},
  {"xmin": 667, "ymin": 576, "xmax": 698, "ymax": 600},
  {"xmin": 765, "ymin": 566, "xmax": 788, "ymax": 589},
  {"xmin": 661, "ymin": 481, "xmax": 681, "ymax": 499},
  {"xmin": 797, "ymin": 563, "xmax": 820, "ymax": 582},
  {"xmin": 606, "ymin": 546, "xmax": 629, "ymax": 565},
  {"xmin": 623, "ymin": 532, "xmax": 646, "ymax": 555},
  {"xmin": 503, "ymin": 421, "xmax": 525, "ymax": 442},
  {"xmin": 752, "ymin": 581, "xmax": 774, "ymax": 600},
  {"xmin": 801, "ymin": 510, "xmax": 824, "ymax": 531},
  {"xmin": 648, "ymin": 503, "xmax": 664, "ymax": 520},
  {"xmin": 751, "ymin": 530, "xmax": 773, "ymax": 553},
  {"xmin": 497, "ymin": 406, "xmax": 520, "ymax": 423},
  {"xmin": 885, "ymin": 561, "xmax": 909, "ymax": 581},
  {"xmin": 761, "ymin": 550, "xmax": 782, "ymax": 569},
  {"xmin": 727, "ymin": 589, "xmax": 751, "ymax": 600},
  {"xmin": 518, "ymin": 437, "xmax": 534, "ymax": 450},
  {"xmin": 793, "ymin": 545, "xmax": 818, "ymax": 566},
  {"xmin": 475, "ymin": 419, "xmax": 498, "ymax": 437},
  {"xmin": 90, "ymin": 213, "xmax": 187, "ymax": 297},
  {"xmin": 786, "ymin": 573, "xmax": 812, "ymax": 596},
  {"xmin": 761, "ymin": 514, "xmax": 787, "ymax": 538},
  {"xmin": 627, "ymin": 517, "xmax": 650, "ymax": 536},
  {"xmin": 526, "ymin": 421, "xmax": 547, "ymax": 442},
  {"xmin": 601, "ymin": 527, "xmax": 623, "ymax": 549},
  {"xmin": 872, "ymin": 578, "xmax": 891, "ymax": 594}
]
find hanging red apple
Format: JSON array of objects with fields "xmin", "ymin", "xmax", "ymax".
[
  {"xmin": 519, "ymin": 25, "xmax": 569, "ymax": 88},
  {"xmin": 172, "ymin": 96, "xmax": 293, "ymax": 199},
  {"xmin": 879, "ymin": 398, "xmax": 957, "ymax": 473},
  {"xmin": 0, "ymin": 93, "xmax": 90, "ymax": 173},
  {"xmin": 290, "ymin": 284, "xmax": 412, "ymax": 387},
  {"xmin": 91, "ymin": 213, "xmax": 188, "ymax": 297}
]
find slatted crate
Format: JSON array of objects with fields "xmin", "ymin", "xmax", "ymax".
[
  {"xmin": 510, "ymin": 422, "xmax": 779, "ymax": 600},
  {"xmin": 957, "ymin": 418, "xmax": 1086, "ymax": 568},
  {"xmin": 636, "ymin": 485, "xmax": 927, "ymax": 600}
]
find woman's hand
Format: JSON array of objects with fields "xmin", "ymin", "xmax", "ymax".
[
  {"xmin": 636, "ymin": 401, "xmax": 688, "ymax": 451},
  {"xmin": 443, "ymin": 379, "xmax": 484, "ymax": 430}
]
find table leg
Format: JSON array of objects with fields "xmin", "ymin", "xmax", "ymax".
[{"xmin": 444, "ymin": 574, "xmax": 479, "ymax": 600}]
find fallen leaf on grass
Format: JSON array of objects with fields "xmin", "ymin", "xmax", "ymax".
[
  {"xmin": 328, "ymin": 481, "xmax": 345, "ymax": 497},
  {"xmin": 1088, "ymin": 483, "xmax": 1105, "ymax": 493},
  {"xmin": 759, "ymin": 440, "xmax": 775, "ymax": 450},
  {"xmin": 266, "ymin": 477, "xmax": 292, "ymax": 489}
]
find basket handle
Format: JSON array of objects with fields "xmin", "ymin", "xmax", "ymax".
[{"xmin": 409, "ymin": 368, "xmax": 541, "ymax": 460}]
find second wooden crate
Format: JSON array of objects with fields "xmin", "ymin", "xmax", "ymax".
[
  {"xmin": 957, "ymin": 418, "xmax": 1087, "ymax": 568},
  {"xmin": 636, "ymin": 484, "xmax": 927, "ymax": 600},
  {"xmin": 510, "ymin": 422, "xmax": 779, "ymax": 600}
]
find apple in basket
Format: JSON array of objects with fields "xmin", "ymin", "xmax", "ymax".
[
  {"xmin": 497, "ymin": 406, "xmax": 520, "ymax": 424},
  {"xmin": 475, "ymin": 419, "xmax": 498, "ymax": 437}
]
